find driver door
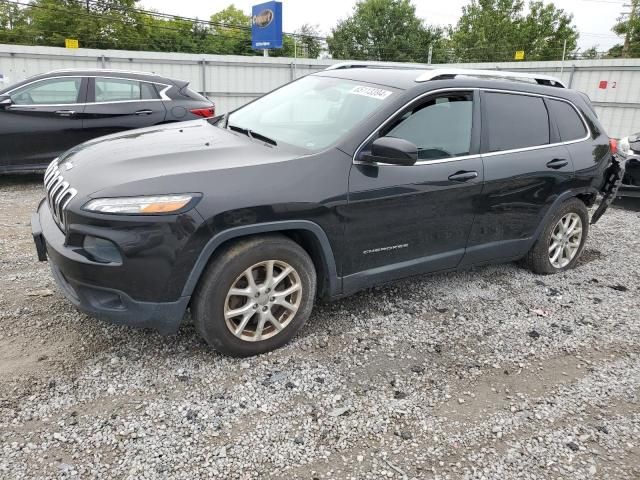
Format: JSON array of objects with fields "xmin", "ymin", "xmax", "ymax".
[
  {"xmin": 0, "ymin": 76, "xmax": 87, "ymax": 171},
  {"xmin": 343, "ymin": 90, "xmax": 484, "ymax": 293}
]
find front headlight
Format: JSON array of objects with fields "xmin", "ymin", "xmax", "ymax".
[
  {"xmin": 618, "ymin": 136, "xmax": 631, "ymax": 156},
  {"xmin": 83, "ymin": 194, "xmax": 197, "ymax": 214}
]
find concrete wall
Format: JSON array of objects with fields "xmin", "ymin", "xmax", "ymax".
[{"xmin": 2, "ymin": 44, "xmax": 640, "ymax": 137}]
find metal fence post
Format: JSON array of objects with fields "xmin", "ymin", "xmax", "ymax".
[
  {"xmin": 200, "ymin": 59, "xmax": 206, "ymax": 96},
  {"xmin": 568, "ymin": 65, "xmax": 576, "ymax": 89},
  {"xmin": 428, "ymin": 45, "xmax": 433, "ymax": 65}
]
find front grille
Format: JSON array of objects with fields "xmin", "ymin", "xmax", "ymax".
[{"xmin": 44, "ymin": 160, "xmax": 77, "ymax": 231}]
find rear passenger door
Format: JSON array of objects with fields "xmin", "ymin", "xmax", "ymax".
[
  {"xmin": 463, "ymin": 90, "xmax": 574, "ymax": 266},
  {"xmin": 82, "ymin": 77, "xmax": 167, "ymax": 138}
]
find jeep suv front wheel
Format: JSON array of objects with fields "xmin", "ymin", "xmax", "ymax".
[{"xmin": 192, "ymin": 235, "xmax": 316, "ymax": 357}]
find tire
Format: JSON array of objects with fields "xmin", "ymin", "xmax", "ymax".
[
  {"xmin": 523, "ymin": 198, "xmax": 589, "ymax": 275},
  {"xmin": 192, "ymin": 234, "xmax": 316, "ymax": 357}
]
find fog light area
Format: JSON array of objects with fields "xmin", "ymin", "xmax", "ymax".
[{"xmin": 83, "ymin": 236, "xmax": 122, "ymax": 264}]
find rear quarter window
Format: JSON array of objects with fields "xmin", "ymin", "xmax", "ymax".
[
  {"xmin": 547, "ymin": 99, "xmax": 587, "ymax": 141},
  {"xmin": 484, "ymin": 92, "xmax": 550, "ymax": 152}
]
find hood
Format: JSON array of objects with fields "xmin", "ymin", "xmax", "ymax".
[{"xmin": 56, "ymin": 120, "xmax": 299, "ymax": 197}]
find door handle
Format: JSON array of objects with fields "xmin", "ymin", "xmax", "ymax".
[
  {"xmin": 448, "ymin": 170, "xmax": 478, "ymax": 182},
  {"xmin": 55, "ymin": 110, "xmax": 76, "ymax": 117},
  {"xmin": 135, "ymin": 109, "xmax": 154, "ymax": 115},
  {"xmin": 546, "ymin": 158, "xmax": 569, "ymax": 169}
]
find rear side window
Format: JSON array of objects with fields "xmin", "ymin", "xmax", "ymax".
[
  {"xmin": 547, "ymin": 99, "xmax": 587, "ymax": 141},
  {"xmin": 484, "ymin": 92, "xmax": 550, "ymax": 152},
  {"xmin": 95, "ymin": 78, "xmax": 160, "ymax": 102}
]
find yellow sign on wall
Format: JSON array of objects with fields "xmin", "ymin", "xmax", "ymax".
[
  {"xmin": 65, "ymin": 39, "xmax": 79, "ymax": 49},
  {"xmin": 514, "ymin": 50, "xmax": 525, "ymax": 60}
]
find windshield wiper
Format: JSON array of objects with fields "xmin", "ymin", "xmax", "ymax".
[{"xmin": 228, "ymin": 124, "xmax": 277, "ymax": 146}]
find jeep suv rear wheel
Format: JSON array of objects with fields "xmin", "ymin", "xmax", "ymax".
[
  {"xmin": 523, "ymin": 198, "xmax": 589, "ymax": 274},
  {"xmin": 192, "ymin": 235, "xmax": 316, "ymax": 357}
]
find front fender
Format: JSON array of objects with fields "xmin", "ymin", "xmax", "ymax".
[{"xmin": 180, "ymin": 220, "xmax": 341, "ymax": 298}]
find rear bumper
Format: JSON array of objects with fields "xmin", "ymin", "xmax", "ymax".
[{"xmin": 32, "ymin": 200, "xmax": 189, "ymax": 335}]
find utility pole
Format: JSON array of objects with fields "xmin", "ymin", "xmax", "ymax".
[{"xmin": 623, "ymin": 0, "xmax": 637, "ymax": 58}]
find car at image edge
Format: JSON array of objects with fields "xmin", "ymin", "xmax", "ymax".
[
  {"xmin": 616, "ymin": 132, "xmax": 640, "ymax": 197},
  {"xmin": 0, "ymin": 69, "xmax": 215, "ymax": 173},
  {"xmin": 31, "ymin": 65, "xmax": 623, "ymax": 357}
]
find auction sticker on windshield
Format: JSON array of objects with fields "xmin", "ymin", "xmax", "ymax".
[{"xmin": 349, "ymin": 86, "xmax": 393, "ymax": 100}]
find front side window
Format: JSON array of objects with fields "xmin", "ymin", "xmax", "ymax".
[
  {"xmin": 228, "ymin": 76, "xmax": 397, "ymax": 152},
  {"xmin": 381, "ymin": 92, "xmax": 473, "ymax": 161},
  {"xmin": 10, "ymin": 78, "xmax": 81, "ymax": 105},
  {"xmin": 95, "ymin": 78, "xmax": 159, "ymax": 102},
  {"xmin": 547, "ymin": 99, "xmax": 587, "ymax": 142},
  {"xmin": 484, "ymin": 92, "xmax": 550, "ymax": 152}
]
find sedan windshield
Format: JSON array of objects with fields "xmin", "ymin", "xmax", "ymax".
[{"xmin": 227, "ymin": 76, "xmax": 397, "ymax": 152}]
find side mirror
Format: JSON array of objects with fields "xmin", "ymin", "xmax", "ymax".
[
  {"xmin": 0, "ymin": 95, "xmax": 12, "ymax": 107},
  {"xmin": 362, "ymin": 137, "xmax": 418, "ymax": 166}
]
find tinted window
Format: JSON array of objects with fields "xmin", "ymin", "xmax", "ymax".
[
  {"xmin": 484, "ymin": 92, "xmax": 550, "ymax": 151},
  {"xmin": 547, "ymin": 99, "xmax": 587, "ymax": 141},
  {"xmin": 95, "ymin": 78, "xmax": 159, "ymax": 102},
  {"xmin": 11, "ymin": 78, "xmax": 81, "ymax": 105},
  {"xmin": 383, "ymin": 92, "xmax": 473, "ymax": 161}
]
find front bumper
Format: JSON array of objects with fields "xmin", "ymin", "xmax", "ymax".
[{"xmin": 31, "ymin": 200, "xmax": 189, "ymax": 335}]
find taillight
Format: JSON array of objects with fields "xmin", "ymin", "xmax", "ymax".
[
  {"xmin": 190, "ymin": 107, "xmax": 215, "ymax": 118},
  {"xmin": 609, "ymin": 138, "xmax": 618, "ymax": 154}
]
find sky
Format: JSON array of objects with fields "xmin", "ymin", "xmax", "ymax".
[{"xmin": 140, "ymin": 0, "xmax": 625, "ymax": 52}]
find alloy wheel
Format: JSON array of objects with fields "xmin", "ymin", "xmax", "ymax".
[
  {"xmin": 548, "ymin": 212, "xmax": 583, "ymax": 269},
  {"xmin": 224, "ymin": 260, "xmax": 302, "ymax": 342}
]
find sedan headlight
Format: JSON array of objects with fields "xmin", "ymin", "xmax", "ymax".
[{"xmin": 83, "ymin": 194, "xmax": 197, "ymax": 214}]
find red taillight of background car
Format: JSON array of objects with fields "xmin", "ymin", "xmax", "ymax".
[
  {"xmin": 609, "ymin": 138, "xmax": 618, "ymax": 154},
  {"xmin": 190, "ymin": 107, "xmax": 216, "ymax": 118}
]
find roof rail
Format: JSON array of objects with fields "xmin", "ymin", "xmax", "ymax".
[
  {"xmin": 415, "ymin": 68, "xmax": 566, "ymax": 88},
  {"xmin": 325, "ymin": 62, "xmax": 566, "ymax": 88},
  {"xmin": 325, "ymin": 61, "xmax": 430, "ymax": 71},
  {"xmin": 47, "ymin": 68, "xmax": 164, "ymax": 77}
]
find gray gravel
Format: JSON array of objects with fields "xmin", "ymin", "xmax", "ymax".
[{"xmin": 1, "ymin": 175, "xmax": 639, "ymax": 480}]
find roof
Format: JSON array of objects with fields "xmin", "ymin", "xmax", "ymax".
[
  {"xmin": 26, "ymin": 69, "xmax": 180, "ymax": 85},
  {"xmin": 318, "ymin": 63, "xmax": 568, "ymax": 92}
]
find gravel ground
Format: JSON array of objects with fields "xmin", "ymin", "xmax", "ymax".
[{"xmin": 1, "ymin": 175, "xmax": 639, "ymax": 480}]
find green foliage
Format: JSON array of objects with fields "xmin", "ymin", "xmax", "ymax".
[
  {"xmin": 327, "ymin": 0, "xmax": 444, "ymax": 62},
  {"xmin": 270, "ymin": 24, "xmax": 323, "ymax": 58},
  {"xmin": 0, "ymin": 1, "xmax": 320, "ymax": 57},
  {"xmin": 208, "ymin": 4, "xmax": 253, "ymax": 55},
  {"xmin": 449, "ymin": 0, "xmax": 578, "ymax": 62},
  {"xmin": 609, "ymin": 8, "xmax": 640, "ymax": 58}
]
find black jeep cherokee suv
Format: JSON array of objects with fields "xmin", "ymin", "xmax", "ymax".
[{"xmin": 32, "ymin": 65, "xmax": 620, "ymax": 357}]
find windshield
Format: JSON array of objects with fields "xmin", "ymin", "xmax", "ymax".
[{"xmin": 227, "ymin": 76, "xmax": 397, "ymax": 152}]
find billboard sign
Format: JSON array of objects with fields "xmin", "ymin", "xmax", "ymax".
[{"xmin": 252, "ymin": 1, "xmax": 283, "ymax": 50}]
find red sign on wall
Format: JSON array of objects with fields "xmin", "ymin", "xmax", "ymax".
[{"xmin": 599, "ymin": 80, "xmax": 608, "ymax": 89}]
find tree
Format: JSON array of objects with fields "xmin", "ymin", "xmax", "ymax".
[
  {"xmin": 449, "ymin": 0, "xmax": 578, "ymax": 62},
  {"xmin": 209, "ymin": 4, "xmax": 254, "ymax": 55},
  {"xmin": 0, "ymin": 3, "xmax": 33, "ymax": 45},
  {"xmin": 609, "ymin": 7, "xmax": 640, "ymax": 58},
  {"xmin": 581, "ymin": 45, "xmax": 600, "ymax": 59},
  {"xmin": 294, "ymin": 24, "xmax": 323, "ymax": 58},
  {"xmin": 270, "ymin": 24, "xmax": 323, "ymax": 59},
  {"xmin": 327, "ymin": 0, "xmax": 443, "ymax": 62}
]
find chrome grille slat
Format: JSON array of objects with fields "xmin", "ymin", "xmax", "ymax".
[{"xmin": 43, "ymin": 160, "xmax": 77, "ymax": 231}]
